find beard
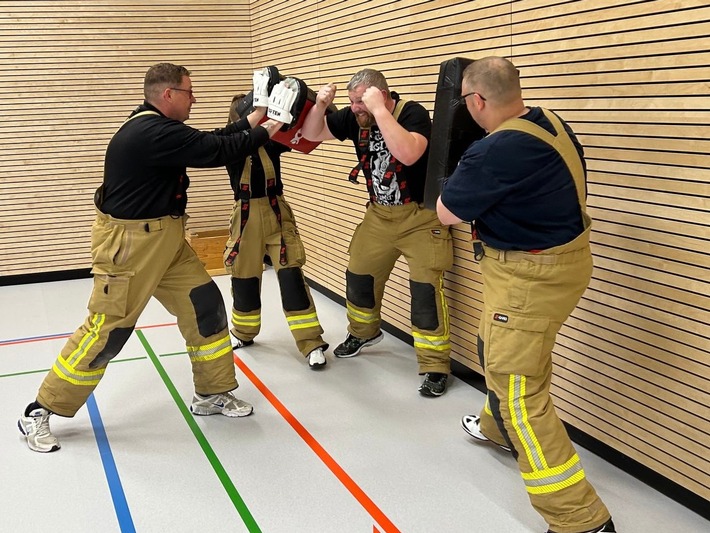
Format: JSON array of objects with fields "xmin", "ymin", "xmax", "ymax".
[{"xmin": 355, "ymin": 111, "xmax": 374, "ymax": 128}]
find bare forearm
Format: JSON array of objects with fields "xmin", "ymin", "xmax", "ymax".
[
  {"xmin": 436, "ymin": 196, "xmax": 463, "ymax": 225},
  {"xmin": 373, "ymin": 108, "xmax": 427, "ymax": 165},
  {"xmin": 302, "ymin": 102, "xmax": 329, "ymax": 141}
]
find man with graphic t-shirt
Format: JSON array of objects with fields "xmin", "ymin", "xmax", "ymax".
[{"xmin": 302, "ymin": 68, "xmax": 453, "ymax": 397}]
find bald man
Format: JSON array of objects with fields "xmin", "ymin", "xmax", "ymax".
[{"xmin": 437, "ymin": 57, "xmax": 615, "ymax": 533}]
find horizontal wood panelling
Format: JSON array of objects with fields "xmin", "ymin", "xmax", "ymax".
[
  {"xmin": 0, "ymin": 1, "xmax": 252, "ymax": 276},
  {"xmin": 1, "ymin": 0, "xmax": 708, "ymax": 507},
  {"xmin": 249, "ymin": 0, "xmax": 710, "ymax": 504}
]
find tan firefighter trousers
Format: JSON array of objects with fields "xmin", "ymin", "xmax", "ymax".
[{"xmin": 37, "ymin": 210, "xmax": 237, "ymax": 417}]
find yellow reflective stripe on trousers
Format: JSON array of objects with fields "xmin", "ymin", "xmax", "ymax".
[
  {"xmin": 484, "ymin": 396, "xmax": 493, "ymax": 416},
  {"xmin": 437, "ymin": 274, "xmax": 450, "ymax": 337},
  {"xmin": 522, "ymin": 453, "xmax": 586, "ymax": 494},
  {"xmin": 67, "ymin": 313, "xmax": 106, "ymax": 367},
  {"xmin": 346, "ymin": 302, "xmax": 378, "ymax": 324},
  {"xmin": 412, "ymin": 331, "xmax": 450, "ymax": 351},
  {"xmin": 188, "ymin": 335, "xmax": 232, "ymax": 362},
  {"xmin": 231, "ymin": 310, "xmax": 261, "ymax": 327},
  {"xmin": 52, "ymin": 354, "xmax": 105, "ymax": 386},
  {"xmin": 509, "ymin": 374, "xmax": 548, "ymax": 470},
  {"xmin": 286, "ymin": 312, "xmax": 321, "ymax": 331},
  {"xmin": 508, "ymin": 374, "xmax": 587, "ymax": 494}
]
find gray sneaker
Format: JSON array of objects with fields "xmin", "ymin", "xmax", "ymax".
[
  {"xmin": 190, "ymin": 391, "xmax": 253, "ymax": 417},
  {"xmin": 333, "ymin": 331, "xmax": 383, "ymax": 358},
  {"xmin": 18, "ymin": 407, "xmax": 60, "ymax": 453},
  {"xmin": 419, "ymin": 373, "xmax": 448, "ymax": 397}
]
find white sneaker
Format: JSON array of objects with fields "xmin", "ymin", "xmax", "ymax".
[
  {"xmin": 461, "ymin": 414, "xmax": 511, "ymax": 452},
  {"xmin": 190, "ymin": 391, "xmax": 253, "ymax": 417},
  {"xmin": 18, "ymin": 407, "xmax": 61, "ymax": 453},
  {"xmin": 307, "ymin": 347, "xmax": 326, "ymax": 370},
  {"xmin": 230, "ymin": 329, "xmax": 254, "ymax": 350}
]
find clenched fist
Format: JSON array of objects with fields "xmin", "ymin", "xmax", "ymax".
[
  {"xmin": 361, "ymin": 86, "xmax": 387, "ymax": 114},
  {"xmin": 316, "ymin": 83, "xmax": 337, "ymax": 107}
]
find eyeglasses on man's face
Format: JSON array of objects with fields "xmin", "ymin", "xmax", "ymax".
[
  {"xmin": 457, "ymin": 91, "xmax": 486, "ymax": 105},
  {"xmin": 170, "ymin": 87, "xmax": 194, "ymax": 98}
]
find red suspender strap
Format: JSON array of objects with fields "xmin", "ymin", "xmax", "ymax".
[{"xmin": 348, "ymin": 128, "xmax": 370, "ymax": 184}]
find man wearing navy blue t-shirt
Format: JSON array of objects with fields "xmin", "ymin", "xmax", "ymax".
[{"xmin": 437, "ymin": 57, "xmax": 616, "ymax": 533}]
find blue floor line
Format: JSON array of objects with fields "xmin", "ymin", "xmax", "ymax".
[{"xmin": 87, "ymin": 394, "xmax": 136, "ymax": 533}]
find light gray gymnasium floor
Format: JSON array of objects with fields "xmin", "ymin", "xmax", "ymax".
[{"xmin": 0, "ymin": 271, "xmax": 706, "ymax": 533}]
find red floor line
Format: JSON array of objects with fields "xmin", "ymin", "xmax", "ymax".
[
  {"xmin": 233, "ymin": 353, "xmax": 402, "ymax": 533},
  {"xmin": 0, "ymin": 322, "xmax": 178, "ymax": 347}
]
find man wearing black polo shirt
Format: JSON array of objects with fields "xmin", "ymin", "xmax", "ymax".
[
  {"xmin": 18, "ymin": 63, "xmax": 284, "ymax": 453},
  {"xmin": 303, "ymin": 68, "xmax": 453, "ymax": 397},
  {"xmin": 437, "ymin": 56, "xmax": 615, "ymax": 533}
]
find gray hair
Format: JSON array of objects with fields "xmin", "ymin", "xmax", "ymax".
[{"xmin": 347, "ymin": 68, "xmax": 390, "ymax": 92}]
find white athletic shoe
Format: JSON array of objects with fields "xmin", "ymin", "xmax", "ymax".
[
  {"xmin": 18, "ymin": 407, "xmax": 61, "ymax": 453},
  {"xmin": 190, "ymin": 391, "xmax": 253, "ymax": 417},
  {"xmin": 307, "ymin": 347, "xmax": 327, "ymax": 370},
  {"xmin": 230, "ymin": 329, "xmax": 254, "ymax": 350},
  {"xmin": 461, "ymin": 414, "xmax": 511, "ymax": 452}
]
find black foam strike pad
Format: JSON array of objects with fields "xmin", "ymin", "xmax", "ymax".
[{"xmin": 423, "ymin": 57, "xmax": 486, "ymax": 210}]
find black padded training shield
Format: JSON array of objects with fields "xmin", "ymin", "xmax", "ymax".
[{"xmin": 423, "ymin": 57, "xmax": 486, "ymax": 210}]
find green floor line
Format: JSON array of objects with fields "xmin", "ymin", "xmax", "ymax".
[
  {"xmin": 0, "ymin": 351, "xmax": 187, "ymax": 380},
  {"xmin": 135, "ymin": 330, "xmax": 261, "ymax": 533}
]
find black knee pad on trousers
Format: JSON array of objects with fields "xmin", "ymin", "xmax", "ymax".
[
  {"xmin": 89, "ymin": 326, "xmax": 135, "ymax": 369},
  {"xmin": 345, "ymin": 270, "xmax": 375, "ymax": 309},
  {"xmin": 409, "ymin": 280, "xmax": 439, "ymax": 330},
  {"xmin": 231, "ymin": 277, "xmax": 261, "ymax": 312},
  {"xmin": 477, "ymin": 335, "xmax": 485, "ymax": 368},
  {"xmin": 277, "ymin": 267, "xmax": 310, "ymax": 312},
  {"xmin": 190, "ymin": 281, "xmax": 228, "ymax": 337}
]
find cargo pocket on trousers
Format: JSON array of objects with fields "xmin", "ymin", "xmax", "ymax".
[
  {"xmin": 282, "ymin": 227, "xmax": 306, "ymax": 266},
  {"xmin": 347, "ymin": 222, "xmax": 363, "ymax": 255},
  {"xmin": 88, "ymin": 271, "xmax": 134, "ymax": 318},
  {"xmin": 486, "ymin": 313, "xmax": 550, "ymax": 377},
  {"xmin": 429, "ymin": 227, "xmax": 454, "ymax": 271}
]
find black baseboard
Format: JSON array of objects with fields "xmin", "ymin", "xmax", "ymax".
[
  {"xmin": 0, "ymin": 268, "xmax": 91, "ymax": 287},
  {"xmin": 307, "ymin": 276, "xmax": 709, "ymax": 521}
]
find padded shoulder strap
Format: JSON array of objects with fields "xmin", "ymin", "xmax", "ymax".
[
  {"xmin": 239, "ymin": 146, "xmax": 276, "ymax": 191},
  {"xmin": 492, "ymin": 108, "xmax": 587, "ymax": 214},
  {"xmin": 116, "ymin": 110, "xmax": 160, "ymax": 133},
  {"xmin": 392, "ymin": 99, "xmax": 407, "ymax": 121}
]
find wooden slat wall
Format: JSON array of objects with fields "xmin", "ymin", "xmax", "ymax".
[
  {"xmin": 0, "ymin": 0, "xmax": 707, "ymax": 506},
  {"xmin": 249, "ymin": 0, "xmax": 710, "ymax": 503},
  {"xmin": 0, "ymin": 0, "xmax": 251, "ymax": 276}
]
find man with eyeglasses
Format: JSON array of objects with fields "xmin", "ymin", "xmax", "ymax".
[
  {"xmin": 437, "ymin": 56, "xmax": 615, "ymax": 533},
  {"xmin": 302, "ymin": 68, "xmax": 453, "ymax": 397},
  {"xmin": 18, "ymin": 62, "xmax": 285, "ymax": 453}
]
